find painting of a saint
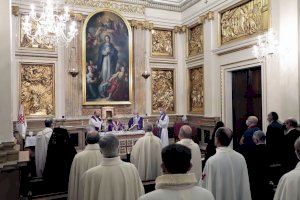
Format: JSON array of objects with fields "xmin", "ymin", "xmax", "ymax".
[{"xmin": 83, "ymin": 10, "xmax": 132, "ymax": 105}]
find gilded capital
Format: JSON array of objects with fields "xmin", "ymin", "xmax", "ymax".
[
  {"xmin": 130, "ymin": 20, "xmax": 153, "ymax": 30},
  {"xmin": 70, "ymin": 13, "xmax": 85, "ymax": 22},
  {"xmin": 206, "ymin": 11, "xmax": 214, "ymax": 21},
  {"xmin": 12, "ymin": 6, "xmax": 19, "ymax": 17},
  {"xmin": 198, "ymin": 11, "xmax": 215, "ymax": 24},
  {"xmin": 174, "ymin": 25, "xmax": 187, "ymax": 34}
]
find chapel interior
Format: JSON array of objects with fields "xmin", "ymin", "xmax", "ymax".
[{"xmin": 0, "ymin": 0, "xmax": 300, "ymax": 199}]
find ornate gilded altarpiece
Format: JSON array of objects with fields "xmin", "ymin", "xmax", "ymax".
[
  {"xmin": 220, "ymin": 0, "xmax": 270, "ymax": 45},
  {"xmin": 151, "ymin": 68, "xmax": 175, "ymax": 113},
  {"xmin": 20, "ymin": 63, "xmax": 55, "ymax": 117},
  {"xmin": 20, "ymin": 15, "xmax": 54, "ymax": 50},
  {"xmin": 151, "ymin": 29, "xmax": 174, "ymax": 58},
  {"xmin": 187, "ymin": 24, "xmax": 204, "ymax": 57},
  {"xmin": 188, "ymin": 67, "xmax": 204, "ymax": 114}
]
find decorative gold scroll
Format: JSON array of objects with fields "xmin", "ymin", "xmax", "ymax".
[
  {"xmin": 12, "ymin": 6, "xmax": 19, "ymax": 16},
  {"xmin": 220, "ymin": 0, "xmax": 269, "ymax": 45},
  {"xmin": 187, "ymin": 24, "xmax": 204, "ymax": 57},
  {"xmin": 20, "ymin": 15, "xmax": 54, "ymax": 49},
  {"xmin": 188, "ymin": 66, "xmax": 204, "ymax": 114},
  {"xmin": 65, "ymin": 0, "xmax": 145, "ymax": 15},
  {"xmin": 20, "ymin": 63, "xmax": 55, "ymax": 117},
  {"xmin": 151, "ymin": 29, "xmax": 174, "ymax": 57},
  {"xmin": 151, "ymin": 68, "xmax": 175, "ymax": 113}
]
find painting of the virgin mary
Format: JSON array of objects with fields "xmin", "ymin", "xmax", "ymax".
[{"xmin": 82, "ymin": 10, "xmax": 132, "ymax": 105}]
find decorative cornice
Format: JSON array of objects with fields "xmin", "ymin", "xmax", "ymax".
[
  {"xmin": 174, "ymin": 25, "xmax": 187, "ymax": 34},
  {"xmin": 65, "ymin": 0, "xmax": 146, "ymax": 15},
  {"xmin": 65, "ymin": 0, "xmax": 201, "ymax": 13},
  {"xmin": 130, "ymin": 20, "xmax": 154, "ymax": 30},
  {"xmin": 12, "ymin": 5, "xmax": 20, "ymax": 16}
]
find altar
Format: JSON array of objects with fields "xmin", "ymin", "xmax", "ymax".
[
  {"xmin": 24, "ymin": 129, "xmax": 145, "ymax": 156},
  {"xmin": 99, "ymin": 130, "xmax": 145, "ymax": 155}
]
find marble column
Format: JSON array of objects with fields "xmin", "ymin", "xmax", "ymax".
[
  {"xmin": 203, "ymin": 13, "xmax": 221, "ymax": 117},
  {"xmin": 0, "ymin": 0, "xmax": 14, "ymax": 144},
  {"xmin": 133, "ymin": 28, "xmax": 147, "ymax": 114},
  {"xmin": 65, "ymin": 21, "xmax": 83, "ymax": 117}
]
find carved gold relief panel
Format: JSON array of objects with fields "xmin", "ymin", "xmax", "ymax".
[
  {"xmin": 20, "ymin": 15, "xmax": 54, "ymax": 50},
  {"xmin": 20, "ymin": 63, "xmax": 55, "ymax": 117},
  {"xmin": 188, "ymin": 67, "xmax": 204, "ymax": 114},
  {"xmin": 151, "ymin": 68, "xmax": 175, "ymax": 113},
  {"xmin": 220, "ymin": 0, "xmax": 269, "ymax": 45},
  {"xmin": 151, "ymin": 29, "xmax": 174, "ymax": 58},
  {"xmin": 187, "ymin": 24, "xmax": 204, "ymax": 57}
]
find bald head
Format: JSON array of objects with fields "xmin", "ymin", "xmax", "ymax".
[
  {"xmin": 295, "ymin": 137, "xmax": 300, "ymax": 160},
  {"xmin": 179, "ymin": 125, "xmax": 192, "ymax": 139},
  {"xmin": 144, "ymin": 122, "xmax": 153, "ymax": 132},
  {"xmin": 94, "ymin": 110, "xmax": 101, "ymax": 117},
  {"xmin": 159, "ymin": 107, "xmax": 166, "ymax": 114},
  {"xmin": 253, "ymin": 130, "xmax": 266, "ymax": 144},
  {"xmin": 246, "ymin": 116, "xmax": 258, "ymax": 127},
  {"xmin": 86, "ymin": 131, "xmax": 100, "ymax": 144},
  {"xmin": 285, "ymin": 118, "xmax": 298, "ymax": 129},
  {"xmin": 215, "ymin": 127, "xmax": 233, "ymax": 147},
  {"xmin": 99, "ymin": 134, "xmax": 119, "ymax": 158}
]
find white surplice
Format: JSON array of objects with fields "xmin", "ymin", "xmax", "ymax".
[
  {"xmin": 139, "ymin": 173, "xmax": 214, "ymax": 200},
  {"xmin": 130, "ymin": 132, "xmax": 163, "ymax": 181},
  {"xmin": 274, "ymin": 162, "xmax": 300, "ymax": 200},
  {"xmin": 201, "ymin": 147, "xmax": 252, "ymax": 200},
  {"xmin": 177, "ymin": 139, "xmax": 202, "ymax": 182},
  {"xmin": 88, "ymin": 116, "xmax": 102, "ymax": 131},
  {"xmin": 68, "ymin": 144, "xmax": 102, "ymax": 200},
  {"xmin": 35, "ymin": 127, "xmax": 53, "ymax": 177},
  {"xmin": 81, "ymin": 156, "xmax": 144, "ymax": 200},
  {"xmin": 157, "ymin": 115, "xmax": 169, "ymax": 147}
]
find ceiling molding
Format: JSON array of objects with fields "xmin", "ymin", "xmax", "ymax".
[{"xmin": 12, "ymin": 0, "xmax": 202, "ymax": 12}]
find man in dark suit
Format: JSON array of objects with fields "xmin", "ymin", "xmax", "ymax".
[
  {"xmin": 266, "ymin": 112, "xmax": 284, "ymax": 165},
  {"xmin": 248, "ymin": 130, "xmax": 271, "ymax": 200},
  {"xmin": 282, "ymin": 118, "xmax": 300, "ymax": 174}
]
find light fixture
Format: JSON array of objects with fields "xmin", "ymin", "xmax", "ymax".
[
  {"xmin": 142, "ymin": 70, "xmax": 150, "ymax": 79},
  {"xmin": 22, "ymin": 0, "xmax": 78, "ymax": 47},
  {"xmin": 68, "ymin": 47, "xmax": 79, "ymax": 77},
  {"xmin": 252, "ymin": 28, "xmax": 279, "ymax": 60}
]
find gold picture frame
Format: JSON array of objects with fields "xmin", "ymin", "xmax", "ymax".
[
  {"xmin": 20, "ymin": 62, "xmax": 55, "ymax": 118},
  {"xmin": 219, "ymin": 0, "xmax": 270, "ymax": 45},
  {"xmin": 151, "ymin": 28, "xmax": 175, "ymax": 58},
  {"xmin": 82, "ymin": 8, "xmax": 133, "ymax": 106},
  {"xmin": 186, "ymin": 23, "xmax": 204, "ymax": 58},
  {"xmin": 151, "ymin": 68, "xmax": 176, "ymax": 114},
  {"xmin": 187, "ymin": 66, "xmax": 204, "ymax": 114}
]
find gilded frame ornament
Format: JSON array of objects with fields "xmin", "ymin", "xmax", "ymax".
[
  {"xmin": 218, "ymin": 0, "xmax": 270, "ymax": 46},
  {"xmin": 82, "ymin": 8, "xmax": 133, "ymax": 106},
  {"xmin": 151, "ymin": 28, "xmax": 175, "ymax": 58},
  {"xmin": 187, "ymin": 66, "xmax": 204, "ymax": 114},
  {"xmin": 19, "ymin": 62, "xmax": 55, "ymax": 118},
  {"xmin": 19, "ymin": 14, "xmax": 55, "ymax": 51},
  {"xmin": 186, "ymin": 23, "xmax": 204, "ymax": 58},
  {"xmin": 151, "ymin": 68, "xmax": 176, "ymax": 114}
]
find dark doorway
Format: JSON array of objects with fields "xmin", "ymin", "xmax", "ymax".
[{"xmin": 232, "ymin": 66, "xmax": 262, "ymax": 150}]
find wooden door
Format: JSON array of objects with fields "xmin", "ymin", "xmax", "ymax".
[{"xmin": 232, "ymin": 67, "xmax": 262, "ymax": 149}]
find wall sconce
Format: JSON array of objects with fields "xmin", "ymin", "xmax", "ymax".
[
  {"xmin": 142, "ymin": 70, "xmax": 150, "ymax": 79},
  {"xmin": 68, "ymin": 67, "xmax": 79, "ymax": 77}
]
